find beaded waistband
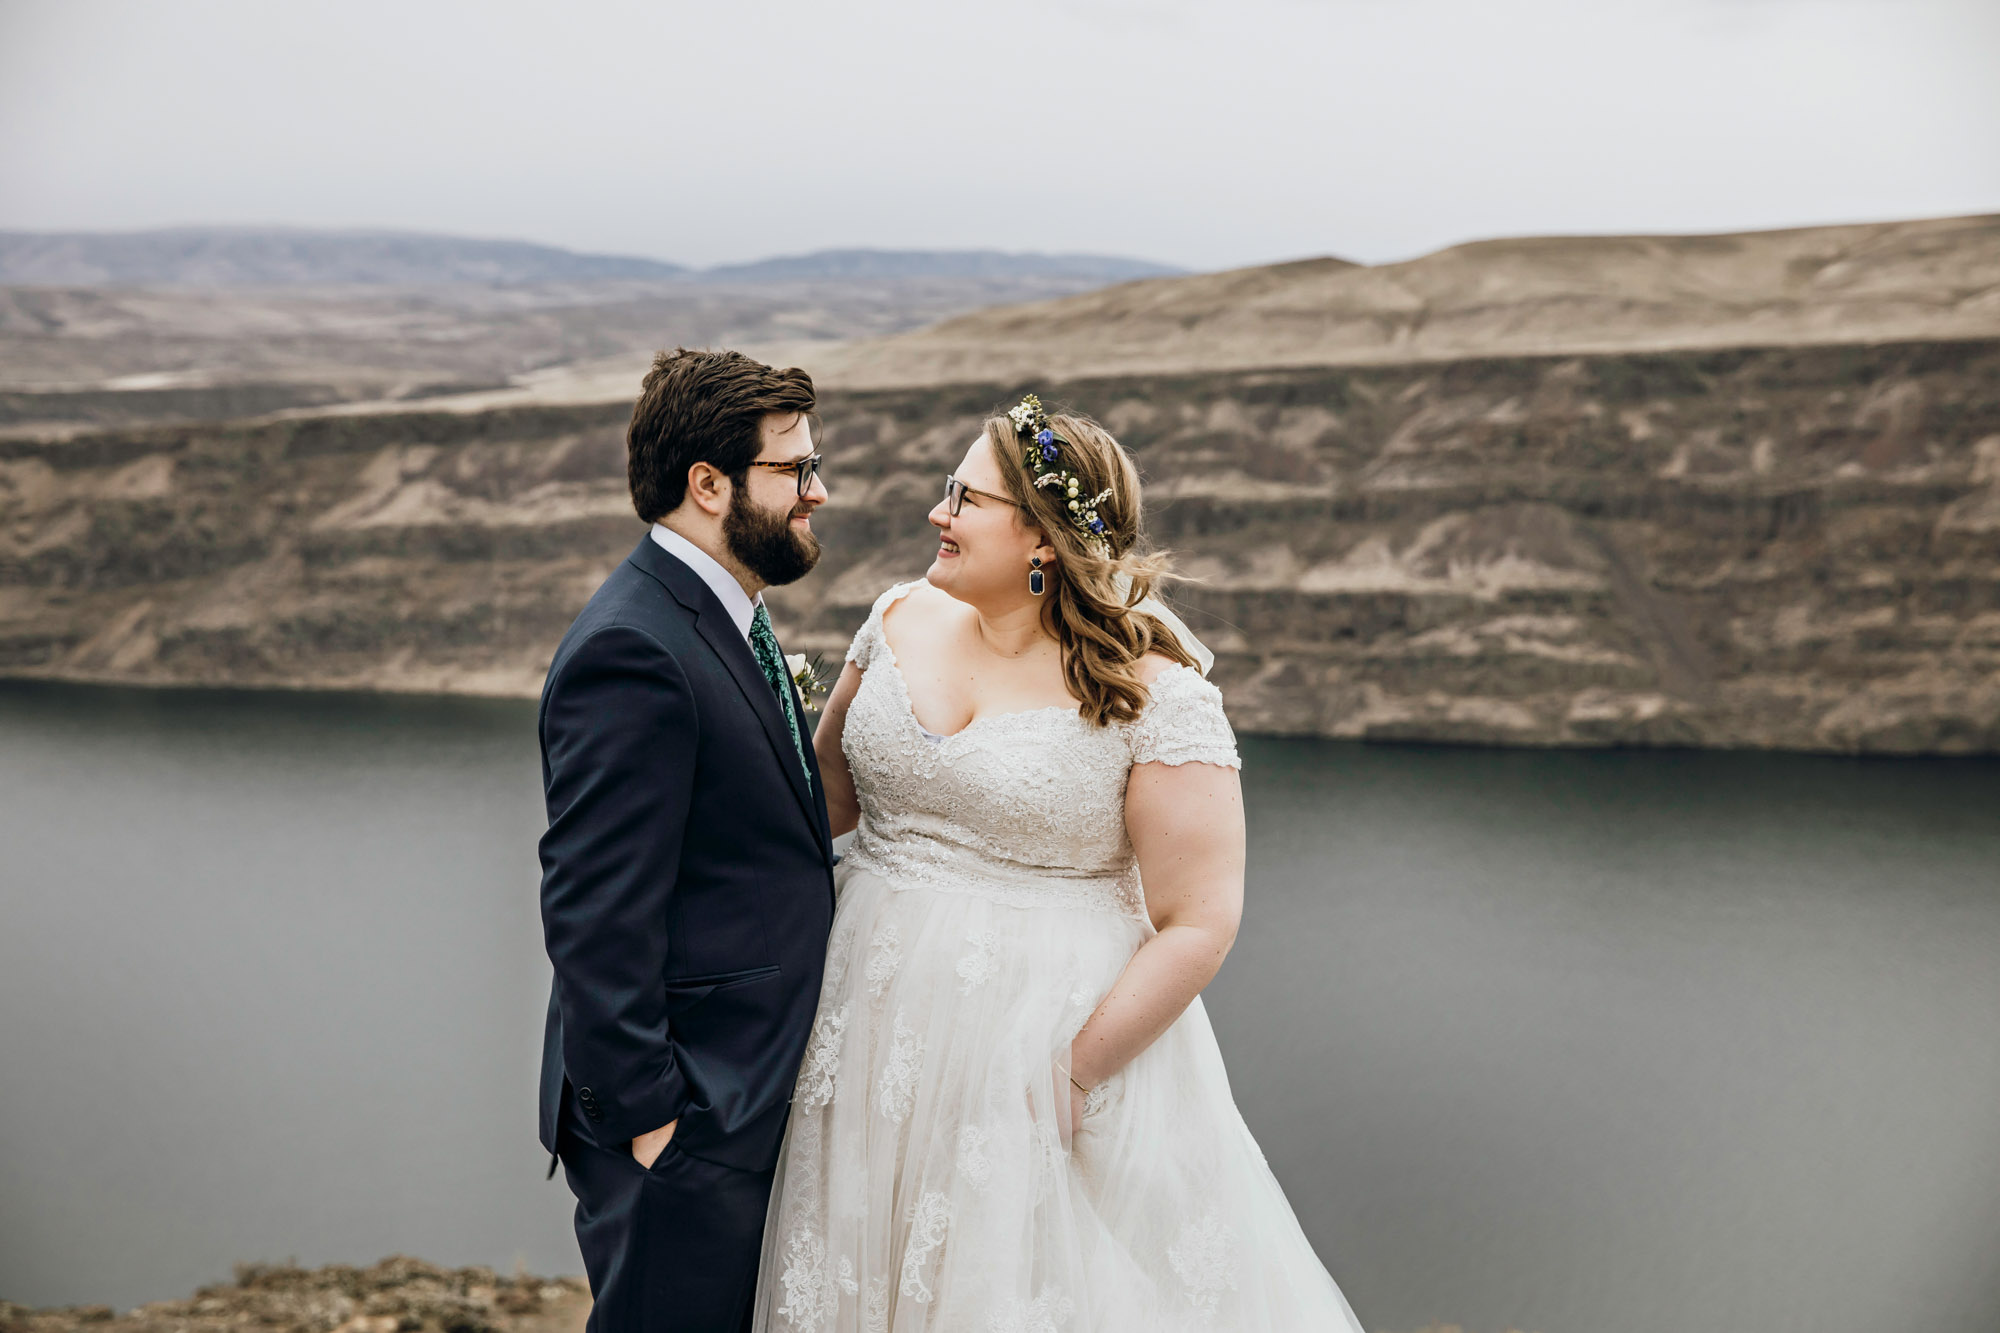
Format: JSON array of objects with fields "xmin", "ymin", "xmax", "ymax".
[{"xmin": 842, "ymin": 831, "xmax": 1146, "ymax": 922}]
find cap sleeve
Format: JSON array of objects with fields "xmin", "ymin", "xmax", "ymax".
[
  {"xmin": 1126, "ymin": 665, "xmax": 1241, "ymax": 769},
  {"xmin": 845, "ymin": 580, "xmax": 921, "ymax": 672}
]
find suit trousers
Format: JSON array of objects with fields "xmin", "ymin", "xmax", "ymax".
[{"xmin": 557, "ymin": 1096, "xmax": 778, "ymax": 1333}]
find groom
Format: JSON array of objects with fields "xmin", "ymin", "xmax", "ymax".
[{"xmin": 537, "ymin": 347, "xmax": 836, "ymax": 1332}]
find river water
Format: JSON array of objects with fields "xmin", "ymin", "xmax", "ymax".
[{"xmin": 1, "ymin": 681, "xmax": 1996, "ymax": 1332}]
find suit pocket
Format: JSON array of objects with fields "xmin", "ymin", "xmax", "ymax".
[
  {"xmin": 660, "ymin": 964, "xmax": 782, "ymax": 1015},
  {"xmin": 640, "ymin": 1133, "xmax": 684, "ymax": 1176}
]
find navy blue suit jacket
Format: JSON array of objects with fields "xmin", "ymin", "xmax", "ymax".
[{"xmin": 537, "ymin": 534, "xmax": 834, "ymax": 1173}]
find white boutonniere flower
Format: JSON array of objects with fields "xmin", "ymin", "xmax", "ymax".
[{"xmin": 785, "ymin": 652, "xmax": 829, "ymax": 711}]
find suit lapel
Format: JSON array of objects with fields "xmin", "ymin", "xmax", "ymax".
[
  {"xmin": 796, "ymin": 675, "xmax": 834, "ymax": 850},
  {"xmin": 692, "ymin": 609, "xmax": 824, "ymax": 842},
  {"xmin": 627, "ymin": 537, "xmax": 828, "ymax": 856}
]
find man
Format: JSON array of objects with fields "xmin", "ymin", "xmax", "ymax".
[{"xmin": 537, "ymin": 347, "xmax": 835, "ymax": 1332}]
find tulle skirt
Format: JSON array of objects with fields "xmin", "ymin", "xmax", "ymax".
[{"xmin": 748, "ymin": 860, "xmax": 1364, "ymax": 1332}]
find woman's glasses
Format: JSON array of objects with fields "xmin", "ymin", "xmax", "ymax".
[
  {"xmin": 943, "ymin": 474, "xmax": 1021, "ymax": 517},
  {"xmin": 746, "ymin": 452, "xmax": 824, "ymax": 497}
]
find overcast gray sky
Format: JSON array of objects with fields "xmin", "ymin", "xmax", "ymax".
[{"xmin": 1, "ymin": 0, "xmax": 1994, "ymax": 271}]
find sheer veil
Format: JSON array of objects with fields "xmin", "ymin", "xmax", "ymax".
[{"xmin": 1116, "ymin": 573, "xmax": 1216, "ymax": 678}]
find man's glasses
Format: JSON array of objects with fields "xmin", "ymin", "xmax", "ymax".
[
  {"xmin": 745, "ymin": 452, "xmax": 823, "ymax": 497},
  {"xmin": 943, "ymin": 474, "xmax": 1021, "ymax": 517}
]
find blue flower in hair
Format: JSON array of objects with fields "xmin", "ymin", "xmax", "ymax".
[{"xmin": 1010, "ymin": 391, "xmax": 1113, "ymax": 557}]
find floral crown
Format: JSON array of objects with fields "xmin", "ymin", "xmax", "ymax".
[{"xmin": 1006, "ymin": 394, "xmax": 1114, "ymax": 558}]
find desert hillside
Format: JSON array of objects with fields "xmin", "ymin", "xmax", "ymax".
[
  {"xmin": 776, "ymin": 215, "xmax": 2000, "ymax": 388},
  {"xmin": 3, "ymin": 216, "xmax": 1996, "ymax": 752},
  {"xmin": 2, "ymin": 339, "xmax": 1995, "ymax": 753}
]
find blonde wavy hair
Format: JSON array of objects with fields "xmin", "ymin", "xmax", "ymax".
[{"xmin": 981, "ymin": 408, "xmax": 1198, "ymax": 726}]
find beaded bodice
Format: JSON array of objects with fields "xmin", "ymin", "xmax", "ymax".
[{"xmin": 837, "ymin": 582, "xmax": 1240, "ymax": 920}]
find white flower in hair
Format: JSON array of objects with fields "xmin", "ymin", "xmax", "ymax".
[{"xmin": 1007, "ymin": 396, "xmax": 1044, "ymax": 433}]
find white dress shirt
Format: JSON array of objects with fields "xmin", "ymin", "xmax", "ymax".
[{"xmin": 650, "ymin": 522, "xmax": 762, "ymax": 643}]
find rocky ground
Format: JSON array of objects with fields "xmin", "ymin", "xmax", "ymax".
[
  {"xmin": 0, "ymin": 1259, "xmax": 589, "ymax": 1333},
  {"xmin": 0, "ymin": 1261, "xmax": 1532, "ymax": 1333},
  {"xmin": 1, "ymin": 338, "xmax": 1996, "ymax": 753}
]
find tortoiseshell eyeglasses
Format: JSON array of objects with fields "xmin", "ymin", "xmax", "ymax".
[{"xmin": 746, "ymin": 452, "xmax": 824, "ymax": 496}]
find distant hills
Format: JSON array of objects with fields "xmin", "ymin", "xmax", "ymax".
[
  {"xmin": 790, "ymin": 214, "xmax": 2000, "ymax": 387},
  {"xmin": 0, "ymin": 228, "xmax": 688, "ymax": 286},
  {"xmin": 0, "ymin": 227, "xmax": 1182, "ymax": 288},
  {"xmin": 700, "ymin": 249, "xmax": 1181, "ymax": 284}
]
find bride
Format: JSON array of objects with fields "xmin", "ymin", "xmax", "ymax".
[{"xmin": 749, "ymin": 397, "xmax": 1364, "ymax": 1332}]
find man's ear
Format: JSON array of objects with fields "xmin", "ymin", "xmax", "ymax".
[{"xmin": 684, "ymin": 461, "xmax": 733, "ymax": 518}]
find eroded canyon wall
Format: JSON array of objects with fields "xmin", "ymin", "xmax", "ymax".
[{"xmin": 3, "ymin": 339, "xmax": 1997, "ymax": 752}]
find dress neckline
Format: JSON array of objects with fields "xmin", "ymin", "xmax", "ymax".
[
  {"xmin": 871, "ymin": 583, "xmax": 1081, "ymax": 743},
  {"xmin": 866, "ymin": 581, "xmax": 1203, "ymax": 745}
]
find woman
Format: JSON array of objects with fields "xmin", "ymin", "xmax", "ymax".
[{"xmin": 750, "ymin": 397, "xmax": 1363, "ymax": 1331}]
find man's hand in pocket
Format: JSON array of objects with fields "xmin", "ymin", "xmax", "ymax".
[{"xmin": 631, "ymin": 1118, "xmax": 678, "ymax": 1168}]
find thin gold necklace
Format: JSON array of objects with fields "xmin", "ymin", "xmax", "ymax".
[{"xmin": 975, "ymin": 620, "xmax": 1045, "ymax": 660}]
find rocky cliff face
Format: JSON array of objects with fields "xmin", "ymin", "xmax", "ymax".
[{"xmin": 3, "ymin": 339, "xmax": 1997, "ymax": 753}]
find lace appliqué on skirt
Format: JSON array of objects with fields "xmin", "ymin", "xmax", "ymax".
[
  {"xmin": 876, "ymin": 1008, "xmax": 924, "ymax": 1124},
  {"xmin": 864, "ymin": 921, "xmax": 902, "ymax": 999},
  {"xmin": 795, "ymin": 1005, "xmax": 848, "ymax": 1112},
  {"xmin": 1167, "ymin": 1212, "xmax": 1240, "ymax": 1322},
  {"xmin": 986, "ymin": 1286, "xmax": 1075, "ymax": 1333},
  {"xmin": 956, "ymin": 928, "xmax": 1001, "ymax": 993},
  {"xmin": 775, "ymin": 1229, "xmax": 838, "ymax": 1330},
  {"xmin": 898, "ymin": 1190, "xmax": 951, "ymax": 1304}
]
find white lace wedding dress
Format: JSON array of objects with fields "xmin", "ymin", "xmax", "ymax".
[{"xmin": 750, "ymin": 583, "xmax": 1364, "ymax": 1333}]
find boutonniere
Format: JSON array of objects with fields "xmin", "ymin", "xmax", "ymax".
[{"xmin": 785, "ymin": 652, "xmax": 831, "ymax": 711}]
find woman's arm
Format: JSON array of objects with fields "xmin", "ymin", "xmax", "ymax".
[
  {"xmin": 812, "ymin": 661, "xmax": 865, "ymax": 838},
  {"xmin": 1065, "ymin": 757, "xmax": 1246, "ymax": 1113}
]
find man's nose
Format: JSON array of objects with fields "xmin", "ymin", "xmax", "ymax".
[{"xmin": 803, "ymin": 470, "xmax": 829, "ymax": 505}]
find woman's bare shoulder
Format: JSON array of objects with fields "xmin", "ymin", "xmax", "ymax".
[
  {"xmin": 879, "ymin": 578, "xmax": 955, "ymax": 639},
  {"xmin": 881, "ymin": 576, "xmax": 942, "ymax": 614}
]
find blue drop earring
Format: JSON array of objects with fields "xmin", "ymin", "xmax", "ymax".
[{"xmin": 1029, "ymin": 556, "xmax": 1045, "ymax": 597}]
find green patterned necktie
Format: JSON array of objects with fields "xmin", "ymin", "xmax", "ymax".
[{"xmin": 748, "ymin": 603, "xmax": 813, "ymax": 790}]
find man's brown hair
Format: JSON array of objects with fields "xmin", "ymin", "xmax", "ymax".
[{"xmin": 626, "ymin": 348, "xmax": 817, "ymax": 523}]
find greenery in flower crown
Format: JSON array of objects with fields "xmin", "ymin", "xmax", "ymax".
[{"xmin": 1006, "ymin": 394, "xmax": 1114, "ymax": 558}]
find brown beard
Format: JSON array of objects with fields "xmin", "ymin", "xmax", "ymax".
[{"xmin": 723, "ymin": 485, "xmax": 821, "ymax": 587}]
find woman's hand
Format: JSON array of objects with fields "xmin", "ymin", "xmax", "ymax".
[{"xmin": 1033, "ymin": 1054, "xmax": 1088, "ymax": 1151}]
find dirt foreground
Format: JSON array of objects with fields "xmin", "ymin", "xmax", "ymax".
[{"xmin": 0, "ymin": 1259, "xmax": 590, "ymax": 1333}]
